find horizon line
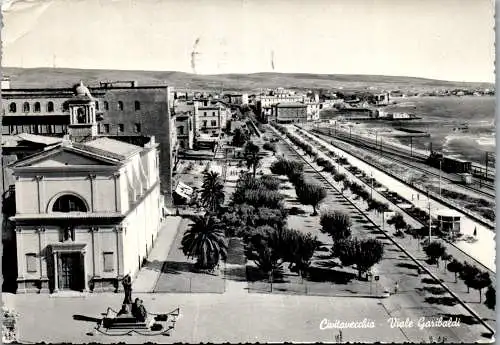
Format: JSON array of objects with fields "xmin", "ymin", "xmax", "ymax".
[{"xmin": 2, "ymin": 65, "xmax": 495, "ymax": 85}]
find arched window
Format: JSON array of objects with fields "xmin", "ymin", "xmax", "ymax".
[
  {"xmin": 23, "ymin": 102, "xmax": 30, "ymax": 112},
  {"xmin": 95, "ymin": 101, "xmax": 99, "ymax": 110},
  {"xmin": 77, "ymin": 108, "xmax": 86, "ymax": 123},
  {"xmin": 118, "ymin": 101, "xmax": 124, "ymax": 111},
  {"xmin": 104, "ymin": 101, "xmax": 109, "ymax": 110},
  {"xmin": 134, "ymin": 101, "xmax": 140, "ymax": 111},
  {"xmin": 52, "ymin": 194, "xmax": 88, "ymax": 213},
  {"xmin": 9, "ymin": 102, "xmax": 16, "ymax": 113},
  {"xmin": 47, "ymin": 102, "xmax": 54, "ymax": 112},
  {"xmin": 34, "ymin": 102, "xmax": 41, "ymax": 112}
]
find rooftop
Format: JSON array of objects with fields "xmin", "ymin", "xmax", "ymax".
[
  {"xmin": 83, "ymin": 137, "xmax": 143, "ymax": 159},
  {"xmin": 275, "ymin": 102, "xmax": 307, "ymax": 108}
]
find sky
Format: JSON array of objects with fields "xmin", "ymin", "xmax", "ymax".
[{"xmin": 1, "ymin": 0, "xmax": 495, "ymax": 82}]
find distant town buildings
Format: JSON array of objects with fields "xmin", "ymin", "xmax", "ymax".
[{"xmin": 273, "ymin": 103, "xmax": 308, "ymax": 124}]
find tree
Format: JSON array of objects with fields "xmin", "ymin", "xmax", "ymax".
[
  {"xmin": 387, "ymin": 213, "xmax": 407, "ymax": 232},
  {"xmin": 459, "ymin": 262, "xmax": 481, "ymax": 293},
  {"xmin": 244, "ymin": 141, "xmax": 262, "ymax": 178},
  {"xmin": 244, "ymin": 226, "xmax": 288, "ymax": 277},
  {"xmin": 484, "ymin": 286, "xmax": 495, "ymax": 310},
  {"xmin": 296, "ymin": 182, "xmax": 327, "ymax": 216},
  {"xmin": 320, "ymin": 210, "xmax": 352, "ymax": 242},
  {"xmin": 259, "ymin": 175, "xmax": 281, "ymax": 191},
  {"xmin": 469, "ymin": 271, "xmax": 492, "ymax": 302},
  {"xmin": 334, "ymin": 238, "xmax": 384, "ymax": 279},
  {"xmin": 200, "ymin": 171, "xmax": 225, "ymax": 212},
  {"xmin": 181, "ymin": 214, "xmax": 228, "ymax": 269},
  {"xmin": 446, "ymin": 259, "xmax": 463, "ymax": 283},
  {"xmin": 423, "ymin": 241, "xmax": 447, "ymax": 267},
  {"xmin": 232, "ymin": 127, "xmax": 249, "ymax": 147},
  {"xmin": 441, "ymin": 253, "xmax": 453, "ymax": 272},
  {"xmin": 285, "ymin": 230, "xmax": 320, "ymax": 279}
]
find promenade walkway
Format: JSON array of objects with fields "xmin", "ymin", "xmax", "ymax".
[{"xmin": 132, "ymin": 217, "xmax": 183, "ymax": 293}]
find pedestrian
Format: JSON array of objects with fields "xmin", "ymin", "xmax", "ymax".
[
  {"xmin": 412, "ymin": 194, "xmax": 414, "ymax": 201},
  {"xmin": 473, "ymin": 227, "xmax": 477, "ymax": 237},
  {"xmin": 417, "ymin": 194, "xmax": 420, "ymax": 200},
  {"xmin": 394, "ymin": 281, "xmax": 399, "ymax": 294}
]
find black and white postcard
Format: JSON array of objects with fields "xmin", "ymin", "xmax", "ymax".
[{"xmin": 0, "ymin": 0, "xmax": 496, "ymax": 343}]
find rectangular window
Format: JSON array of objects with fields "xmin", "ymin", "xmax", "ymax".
[
  {"xmin": 97, "ymin": 123, "xmax": 102, "ymax": 134},
  {"xmin": 103, "ymin": 252, "xmax": 114, "ymax": 272},
  {"xmin": 203, "ymin": 120, "xmax": 207, "ymax": 128},
  {"xmin": 134, "ymin": 123, "xmax": 141, "ymax": 133},
  {"xmin": 211, "ymin": 120, "xmax": 217, "ymax": 127},
  {"xmin": 204, "ymin": 112, "xmax": 207, "ymax": 116},
  {"xmin": 118, "ymin": 124, "xmax": 124, "ymax": 133},
  {"xmin": 26, "ymin": 253, "xmax": 37, "ymax": 273},
  {"xmin": 177, "ymin": 126, "xmax": 184, "ymax": 135},
  {"xmin": 104, "ymin": 124, "xmax": 110, "ymax": 133}
]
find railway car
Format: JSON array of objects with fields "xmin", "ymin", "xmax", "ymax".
[{"xmin": 427, "ymin": 152, "xmax": 472, "ymax": 174}]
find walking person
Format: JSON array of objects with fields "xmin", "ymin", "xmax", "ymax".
[{"xmin": 394, "ymin": 281, "xmax": 399, "ymax": 294}]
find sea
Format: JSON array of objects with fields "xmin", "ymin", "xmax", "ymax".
[{"xmin": 383, "ymin": 96, "xmax": 495, "ymax": 166}]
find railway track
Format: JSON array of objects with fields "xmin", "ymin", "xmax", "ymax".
[
  {"xmin": 309, "ymin": 127, "xmax": 495, "ymax": 199},
  {"xmin": 312, "ymin": 125, "xmax": 495, "ymax": 183}
]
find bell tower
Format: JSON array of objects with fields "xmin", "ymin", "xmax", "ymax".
[{"xmin": 67, "ymin": 81, "xmax": 98, "ymax": 142}]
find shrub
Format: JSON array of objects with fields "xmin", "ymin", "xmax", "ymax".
[
  {"xmin": 295, "ymin": 182, "xmax": 327, "ymax": 216},
  {"xmin": 320, "ymin": 210, "xmax": 352, "ymax": 241}
]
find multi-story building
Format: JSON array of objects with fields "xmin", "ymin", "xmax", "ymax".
[
  {"xmin": 1, "ymin": 81, "xmax": 177, "ymax": 205},
  {"xmin": 273, "ymin": 103, "xmax": 308, "ymax": 124},
  {"xmin": 193, "ymin": 99, "xmax": 228, "ymax": 135},
  {"xmin": 9, "ymin": 135, "xmax": 162, "ymax": 294},
  {"xmin": 225, "ymin": 93, "xmax": 248, "ymax": 105},
  {"xmin": 173, "ymin": 101, "xmax": 195, "ymax": 150}
]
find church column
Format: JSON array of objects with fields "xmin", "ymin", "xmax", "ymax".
[
  {"xmin": 89, "ymin": 226, "xmax": 102, "ymax": 291},
  {"xmin": 35, "ymin": 175, "xmax": 43, "ymax": 213},
  {"xmin": 82, "ymin": 248, "xmax": 88, "ymax": 293},
  {"xmin": 113, "ymin": 172, "xmax": 121, "ymax": 212},
  {"xmin": 114, "ymin": 225, "xmax": 125, "ymax": 292},
  {"xmin": 37, "ymin": 227, "xmax": 49, "ymax": 293},
  {"xmin": 15, "ymin": 227, "xmax": 26, "ymax": 293},
  {"xmin": 52, "ymin": 252, "xmax": 59, "ymax": 293},
  {"xmin": 89, "ymin": 174, "xmax": 96, "ymax": 212}
]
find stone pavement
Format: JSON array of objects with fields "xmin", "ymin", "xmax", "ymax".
[
  {"xmin": 5, "ymin": 290, "xmax": 491, "ymax": 344},
  {"xmin": 132, "ymin": 216, "xmax": 182, "ymax": 293}
]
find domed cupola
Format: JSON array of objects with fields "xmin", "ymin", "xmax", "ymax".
[{"xmin": 74, "ymin": 81, "xmax": 93, "ymax": 98}]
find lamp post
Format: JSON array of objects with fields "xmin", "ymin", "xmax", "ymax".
[
  {"xmin": 370, "ymin": 172, "xmax": 374, "ymax": 199},
  {"xmin": 439, "ymin": 159, "xmax": 442, "ymax": 197},
  {"xmin": 427, "ymin": 190, "xmax": 432, "ymax": 243}
]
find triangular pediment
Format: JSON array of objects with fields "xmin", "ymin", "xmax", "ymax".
[
  {"xmin": 30, "ymin": 150, "xmax": 114, "ymax": 167},
  {"xmin": 11, "ymin": 146, "xmax": 119, "ymax": 168}
]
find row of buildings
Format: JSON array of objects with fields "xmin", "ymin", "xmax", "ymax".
[{"xmin": 0, "ymin": 79, "xmax": 242, "ymax": 294}]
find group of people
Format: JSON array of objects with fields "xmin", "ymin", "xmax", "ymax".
[{"xmin": 131, "ymin": 298, "xmax": 148, "ymax": 322}]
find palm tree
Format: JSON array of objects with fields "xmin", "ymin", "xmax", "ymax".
[
  {"xmin": 244, "ymin": 141, "xmax": 262, "ymax": 178},
  {"xmin": 200, "ymin": 171, "xmax": 225, "ymax": 212},
  {"xmin": 181, "ymin": 214, "xmax": 228, "ymax": 269}
]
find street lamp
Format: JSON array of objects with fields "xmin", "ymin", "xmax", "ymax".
[
  {"xmin": 427, "ymin": 190, "xmax": 432, "ymax": 243},
  {"xmin": 439, "ymin": 159, "xmax": 442, "ymax": 197},
  {"xmin": 370, "ymin": 172, "xmax": 374, "ymax": 199}
]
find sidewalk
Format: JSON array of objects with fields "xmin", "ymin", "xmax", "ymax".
[{"xmin": 132, "ymin": 216, "xmax": 183, "ymax": 293}]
